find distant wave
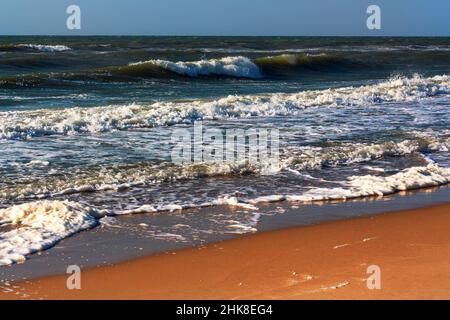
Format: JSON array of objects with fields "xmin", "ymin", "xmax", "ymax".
[
  {"xmin": 0, "ymin": 53, "xmax": 361, "ymax": 87},
  {"xmin": 18, "ymin": 44, "xmax": 71, "ymax": 52},
  {"xmin": 254, "ymin": 53, "xmax": 355, "ymax": 72},
  {"xmin": 3, "ymin": 50, "xmax": 450, "ymax": 88},
  {"xmin": 134, "ymin": 53, "xmax": 351, "ymax": 78},
  {"xmin": 1, "ymin": 74, "xmax": 449, "ymax": 140},
  {"xmin": 128, "ymin": 56, "xmax": 263, "ymax": 78},
  {"xmin": 0, "ymin": 44, "xmax": 71, "ymax": 52}
]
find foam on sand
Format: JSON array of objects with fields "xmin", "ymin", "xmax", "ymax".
[
  {"xmin": 0, "ymin": 201, "xmax": 104, "ymax": 266},
  {"xmin": 120, "ymin": 196, "xmax": 258, "ymax": 215}
]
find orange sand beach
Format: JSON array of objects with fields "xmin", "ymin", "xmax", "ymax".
[{"xmin": 1, "ymin": 203, "xmax": 450, "ymax": 300}]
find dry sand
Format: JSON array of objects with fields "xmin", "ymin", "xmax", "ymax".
[{"xmin": 1, "ymin": 203, "xmax": 450, "ymax": 300}]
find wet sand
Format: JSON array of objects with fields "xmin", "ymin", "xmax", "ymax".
[{"xmin": 1, "ymin": 203, "xmax": 450, "ymax": 300}]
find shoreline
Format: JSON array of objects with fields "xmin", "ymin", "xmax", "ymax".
[
  {"xmin": 2, "ymin": 202, "xmax": 450, "ymax": 300},
  {"xmin": 1, "ymin": 185, "xmax": 449, "ymax": 283}
]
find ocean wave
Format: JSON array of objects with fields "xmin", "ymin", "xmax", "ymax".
[
  {"xmin": 128, "ymin": 56, "xmax": 262, "ymax": 78},
  {"xmin": 0, "ymin": 52, "xmax": 364, "ymax": 88},
  {"xmin": 0, "ymin": 161, "xmax": 263, "ymax": 201},
  {"xmin": 1, "ymin": 74, "xmax": 449, "ymax": 140},
  {"xmin": 1, "ymin": 137, "xmax": 448, "ymax": 202},
  {"xmin": 254, "ymin": 53, "xmax": 355, "ymax": 72},
  {"xmin": 133, "ymin": 53, "xmax": 348, "ymax": 78},
  {"xmin": 2, "ymin": 50, "xmax": 449, "ymax": 88},
  {"xmin": 0, "ymin": 56, "xmax": 262, "ymax": 88},
  {"xmin": 278, "ymin": 163, "xmax": 450, "ymax": 202},
  {"xmin": 18, "ymin": 44, "xmax": 71, "ymax": 52},
  {"xmin": 286, "ymin": 140, "xmax": 430, "ymax": 171},
  {"xmin": 0, "ymin": 44, "xmax": 71, "ymax": 52}
]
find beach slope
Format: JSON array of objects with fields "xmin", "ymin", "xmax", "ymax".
[{"xmin": 2, "ymin": 204, "xmax": 450, "ymax": 300}]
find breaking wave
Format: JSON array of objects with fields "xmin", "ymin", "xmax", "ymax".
[
  {"xmin": 1, "ymin": 74, "xmax": 449, "ymax": 140},
  {"xmin": 0, "ymin": 53, "xmax": 366, "ymax": 87},
  {"xmin": 128, "ymin": 56, "xmax": 262, "ymax": 78},
  {"xmin": 0, "ymin": 44, "xmax": 71, "ymax": 52}
]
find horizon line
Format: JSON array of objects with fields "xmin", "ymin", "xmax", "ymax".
[{"xmin": 1, "ymin": 34, "xmax": 450, "ymax": 38}]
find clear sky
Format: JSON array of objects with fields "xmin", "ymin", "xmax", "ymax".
[{"xmin": 0, "ymin": 0, "xmax": 449, "ymax": 36}]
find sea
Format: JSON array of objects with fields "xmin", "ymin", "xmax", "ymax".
[{"xmin": 0, "ymin": 36, "xmax": 449, "ymax": 267}]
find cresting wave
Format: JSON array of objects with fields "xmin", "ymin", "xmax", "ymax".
[
  {"xmin": 0, "ymin": 44, "xmax": 71, "ymax": 52},
  {"xmin": 0, "ymin": 53, "xmax": 360, "ymax": 87},
  {"xmin": 1, "ymin": 74, "xmax": 449, "ymax": 140},
  {"xmin": 126, "ymin": 53, "xmax": 352, "ymax": 78},
  {"xmin": 128, "ymin": 56, "xmax": 263, "ymax": 78},
  {"xmin": 1, "ymin": 162, "xmax": 449, "ymax": 266}
]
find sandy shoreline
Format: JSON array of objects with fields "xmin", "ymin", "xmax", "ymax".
[{"xmin": 1, "ymin": 203, "xmax": 450, "ymax": 300}]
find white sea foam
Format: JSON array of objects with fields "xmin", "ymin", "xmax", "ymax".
[
  {"xmin": 18, "ymin": 44, "xmax": 71, "ymax": 52},
  {"xmin": 244, "ymin": 164, "xmax": 449, "ymax": 205},
  {"xmin": 0, "ymin": 201, "xmax": 104, "ymax": 266},
  {"xmin": 225, "ymin": 212, "xmax": 262, "ymax": 234},
  {"xmin": 154, "ymin": 233, "xmax": 186, "ymax": 241},
  {"xmin": 278, "ymin": 163, "xmax": 450, "ymax": 202},
  {"xmin": 0, "ymin": 161, "xmax": 261, "ymax": 201},
  {"xmin": 1, "ymin": 162, "xmax": 449, "ymax": 266},
  {"xmin": 25, "ymin": 160, "xmax": 50, "ymax": 167},
  {"xmin": 130, "ymin": 56, "xmax": 262, "ymax": 78},
  {"xmin": 1, "ymin": 74, "xmax": 448, "ymax": 140},
  {"xmin": 120, "ymin": 196, "xmax": 257, "ymax": 215},
  {"xmin": 113, "ymin": 163, "xmax": 450, "ymax": 222},
  {"xmin": 1, "ymin": 138, "xmax": 448, "ymax": 202}
]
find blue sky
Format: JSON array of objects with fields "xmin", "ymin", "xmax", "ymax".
[{"xmin": 1, "ymin": 0, "xmax": 449, "ymax": 36}]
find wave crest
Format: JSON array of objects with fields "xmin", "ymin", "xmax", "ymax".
[
  {"xmin": 1, "ymin": 74, "xmax": 449, "ymax": 140},
  {"xmin": 128, "ymin": 56, "xmax": 262, "ymax": 79},
  {"xmin": 0, "ymin": 44, "xmax": 71, "ymax": 52}
]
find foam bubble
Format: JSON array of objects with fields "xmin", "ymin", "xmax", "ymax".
[
  {"xmin": 0, "ymin": 201, "xmax": 104, "ymax": 266},
  {"xmin": 282, "ymin": 163, "xmax": 450, "ymax": 202}
]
